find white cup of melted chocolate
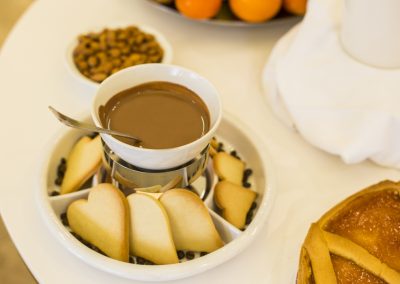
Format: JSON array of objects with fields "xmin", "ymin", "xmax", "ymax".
[{"xmin": 91, "ymin": 64, "xmax": 222, "ymax": 170}]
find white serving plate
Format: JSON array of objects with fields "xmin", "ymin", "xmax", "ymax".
[
  {"xmin": 145, "ymin": 0, "xmax": 300, "ymax": 28},
  {"xmin": 65, "ymin": 24, "xmax": 173, "ymax": 89},
  {"xmin": 36, "ymin": 112, "xmax": 276, "ymax": 281}
]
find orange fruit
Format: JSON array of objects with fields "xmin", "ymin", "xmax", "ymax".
[
  {"xmin": 229, "ymin": 0, "xmax": 282, "ymax": 23},
  {"xmin": 283, "ymin": 0, "xmax": 307, "ymax": 15},
  {"xmin": 176, "ymin": 0, "xmax": 223, "ymax": 20}
]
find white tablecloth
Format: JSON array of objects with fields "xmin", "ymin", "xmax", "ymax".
[{"xmin": 0, "ymin": 1, "xmax": 399, "ymax": 283}]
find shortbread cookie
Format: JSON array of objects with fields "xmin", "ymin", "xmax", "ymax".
[
  {"xmin": 134, "ymin": 185, "xmax": 162, "ymax": 193},
  {"xmin": 67, "ymin": 183, "xmax": 129, "ymax": 262},
  {"xmin": 213, "ymin": 152, "xmax": 244, "ymax": 185},
  {"xmin": 160, "ymin": 189, "xmax": 224, "ymax": 252},
  {"xmin": 61, "ymin": 135, "xmax": 102, "ymax": 194},
  {"xmin": 140, "ymin": 192, "xmax": 163, "ymax": 199},
  {"xmin": 127, "ymin": 193, "xmax": 178, "ymax": 264},
  {"xmin": 209, "ymin": 145, "xmax": 218, "ymax": 157},
  {"xmin": 210, "ymin": 137, "xmax": 219, "ymax": 149},
  {"xmin": 209, "ymin": 137, "xmax": 218, "ymax": 157},
  {"xmin": 214, "ymin": 181, "xmax": 257, "ymax": 229}
]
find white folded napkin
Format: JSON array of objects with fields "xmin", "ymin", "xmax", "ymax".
[{"xmin": 263, "ymin": 0, "xmax": 400, "ymax": 169}]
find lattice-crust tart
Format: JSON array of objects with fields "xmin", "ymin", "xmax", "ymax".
[{"xmin": 297, "ymin": 180, "xmax": 400, "ymax": 284}]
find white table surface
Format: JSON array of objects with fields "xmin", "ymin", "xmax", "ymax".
[{"xmin": 1, "ymin": 0, "xmax": 399, "ymax": 283}]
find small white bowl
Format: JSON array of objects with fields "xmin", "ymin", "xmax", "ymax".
[
  {"xmin": 65, "ymin": 24, "xmax": 173, "ymax": 88},
  {"xmin": 92, "ymin": 64, "xmax": 222, "ymax": 170}
]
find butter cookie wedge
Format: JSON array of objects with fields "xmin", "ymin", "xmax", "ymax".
[
  {"xmin": 61, "ymin": 135, "xmax": 102, "ymax": 194},
  {"xmin": 213, "ymin": 152, "xmax": 244, "ymax": 185},
  {"xmin": 67, "ymin": 183, "xmax": 129, "ymax": 262},
  {"xmin": 214, "ymin": 181, "xmax": 257, "ymax": 229},
  {"xmin": 160, "ymin": 189, "xmax": 224, "ymax": 253},
  {"xmin": 127, "ymin": 193, "xmax": 178, "ymax": 264}
]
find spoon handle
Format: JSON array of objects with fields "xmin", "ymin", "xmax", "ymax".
[{"xmin": 48, "ymin": 106, "xmax": 141, "ymax": 143}]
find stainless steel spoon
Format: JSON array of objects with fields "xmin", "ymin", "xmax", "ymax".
[{"xmin": 48, "ymin": 106, "xmax": 141, "ymax": 143}]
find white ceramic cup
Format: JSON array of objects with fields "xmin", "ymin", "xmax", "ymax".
[
  {"xmin": 340, "ymin": 0, "xmax": 400, "ymax": 68},
  {"xmin": 91, "ymin": 64, "xmax": 222, "ymax": 170}
]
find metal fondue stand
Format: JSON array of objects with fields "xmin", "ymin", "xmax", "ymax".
[{"xmin": 100, "ymin": 140, "xmax": 212, "ymax": 199}]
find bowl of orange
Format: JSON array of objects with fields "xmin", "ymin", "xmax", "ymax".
[{"xmin": 147, "ymin": 0, "xmax": 306, "ymax": 26}]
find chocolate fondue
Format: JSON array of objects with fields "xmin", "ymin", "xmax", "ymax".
[{"xmin": 99, "ymin": 81, "xmax": 210, "ymax": 149}]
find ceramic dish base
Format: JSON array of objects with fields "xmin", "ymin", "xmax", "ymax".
[{"xmin": 37, "ymin": 114, "xmax": 275, "ymax": 281}]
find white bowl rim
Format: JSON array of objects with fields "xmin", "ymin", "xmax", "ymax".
[
  {"xmin": 65, "ymin": 24, "xmax": 173, "ymax": 89},
  {"xmin": 36, "ymin": 111, "xmax": 277, "ymax": 281},
  {"xmin": 91, "ymin": 63, "xmax": 223, "ymax": 154}
]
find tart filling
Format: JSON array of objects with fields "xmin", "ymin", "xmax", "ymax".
[{"xmin": 297, "ymin": 181, "xmax": 400, "ymax": 284}]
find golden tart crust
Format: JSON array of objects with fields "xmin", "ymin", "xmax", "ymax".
[{"xmin": 297, "ymin": 180, "xmax": 400, "ymax": 284}]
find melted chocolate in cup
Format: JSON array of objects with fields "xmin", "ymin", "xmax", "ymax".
[{"xmin": 99, "ymin": 81, "xmax": 210, "ymax": 149}]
